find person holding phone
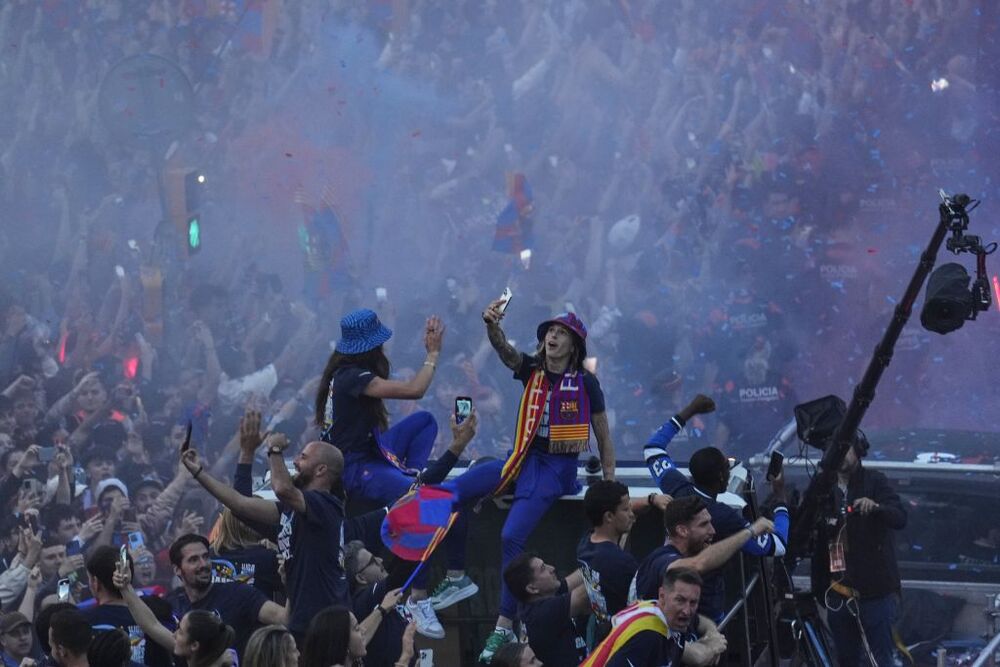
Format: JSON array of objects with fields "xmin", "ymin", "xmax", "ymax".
[
  {"xmin": 454, "ymin": 303, "xmax": 616, "ymax": 662},
  {"xmin": 313, "ymin": 309, "xmax": 477, "ymax": 638}
]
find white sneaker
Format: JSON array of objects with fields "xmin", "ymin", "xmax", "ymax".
[{"xmin": 406, "ymin": 598, "xmax": 445, "ymax": 639}]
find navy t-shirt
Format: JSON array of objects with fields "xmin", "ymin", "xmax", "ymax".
[
  {"xmin": 520, "ymin": 581, "xmax": 587, "ymax": 667},
  {"xmin": 276, "ymin": 489, "xmax": 349, "ymax": 634},
  {"xmin": 85, "ymin": 602, "xmax": 173, "ymax": 667},
  {"xmin": 213, "ymin": 545, "xmax": 281, "ymax": 599},
  {"xmin": 169, "ymin": 581, "xmax": 267, "ymax": 657},
  {"xmin": 514, "ymin": 354, "xmax": 606, "ymax": 453},
  {"xmin": 322, "ymin": 366, "xmax": 380, "ymax": 453},
  {"xmin": 577, "ymin": 533, "xmax": 638, "ymax": 627},
  {"xmin": 633, "ymin": 544, "xmax": 725, "ymax": 623},
  {"xmin": 351, "ymin": 580, "xmax": 412, "ymax": 667}
]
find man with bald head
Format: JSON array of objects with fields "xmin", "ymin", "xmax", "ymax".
[{"xmin": 181, "ymin": 421, "xmax": 348, "ymax": 643}]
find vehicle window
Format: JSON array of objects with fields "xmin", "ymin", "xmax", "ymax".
[{"xmin": 896, "ymin": 489, "xmax": 999, "ymax": 576}]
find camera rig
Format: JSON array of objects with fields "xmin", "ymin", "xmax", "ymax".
[{"xmin": 789, "ymin": 190, "xmax": 994, "ymax": 558}]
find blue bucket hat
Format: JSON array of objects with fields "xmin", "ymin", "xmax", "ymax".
[{"xmin": 336, "ymin": 309, "xmax": 392, "ymax": 355}]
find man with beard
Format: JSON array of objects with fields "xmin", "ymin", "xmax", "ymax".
[
  {"xmin": 632, "ymin": 496, "xmax": 773, "ymax": 623},
  {"xmin": 182, "ymin": 431, "xmax": 348, "ymax": 643},
  {"xmin": 167, "ymin": 534, "xmax": 285, "ymax": 657}
]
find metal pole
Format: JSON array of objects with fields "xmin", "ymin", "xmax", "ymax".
[
  {"xmin": 971, "ymin": 631, "xmax": 1000, "ymax": 667},
  {"xmin": 746, "ymin": 474, "xmax": 781, "ymax": 666},
  {"xmin": 790, "ymin": 196, "xmax": 957, "ymax": 557}
]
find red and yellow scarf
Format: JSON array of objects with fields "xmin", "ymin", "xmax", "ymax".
[{"xmin": 579, "ymin": 601, "xmax": 670, "ymax": 666}]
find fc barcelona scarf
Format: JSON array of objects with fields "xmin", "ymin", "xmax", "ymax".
[
  {"xmin": 492, "ymin": 368, "xmax": 591, "ymax": 497},
  {"xmin": 579, "ymin": 601, "xmax": 670, "ymax": 667}
]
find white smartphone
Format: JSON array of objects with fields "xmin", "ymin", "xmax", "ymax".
[{"xmin": 498, "ymin": 287, "xmax": 513, "ymax": 314}]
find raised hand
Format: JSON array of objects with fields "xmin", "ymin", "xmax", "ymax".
[
  {"xmin": 239, "ymin": 409, "xmax": 266, "ymax": 456},
  {"xmin": 112, "ymin": 558, "xmax": 133, "ymax": 591},
  {"xmin": 686, "ymin": 394, "xmax": 716, "ymax": 416},
  {"xmin": 482, "ymin": 299, "xmax": 506, "ymax": 325},
  {"xmin": 423, "ymin": 316, "xmax": 445, "ymax": 354},
  {"xmin": 449, "ymin": 410, "xmax": 478, "ymax": 451}
]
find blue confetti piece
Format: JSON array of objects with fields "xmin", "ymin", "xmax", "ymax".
[
  {"xmin": 886, "ymin": 296, "xmax": 896, "ymax": 304},
  {"xmin": 872, "ymin": 129, "xmax": 881, "ymax": 138}
]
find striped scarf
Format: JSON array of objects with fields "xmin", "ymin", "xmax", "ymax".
[
  {"xmin": 491, "ymin": 367, "xmax": 590, "ymax": 497},
  {"xmin": 579, "ymin": 601, "xmax": 670, "ymax": 667}
]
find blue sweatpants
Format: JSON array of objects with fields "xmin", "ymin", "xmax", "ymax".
[{"xmin": 444, "ymin": 450, "xmax": 580, "ymax": 619}]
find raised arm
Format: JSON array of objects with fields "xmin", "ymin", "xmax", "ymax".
[
  {"xmin": 181, "ymin": 449, "xmax": 280, "ymax": 526},
  {"xmin": 482, "ymin": 300, "xmax": 521, "ymax": 371},
  {"xmin": 669, "ymin": 518, "xmax": 774, "ymax": 576},
  {"xmin": 362, "ymin": 316, "xmax": 444, "ymax": 400},
  {"xmin": 262, "ymin": 433, "xmax": 304, "ymax": 514},
  {"xmin": 112, "ymin": 563, "xmax": 175, "ymax": 652}
]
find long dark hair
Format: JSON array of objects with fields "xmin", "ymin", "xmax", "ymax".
[
  {"xmin": 184, "ymin": 610, "xmax": 235, "ymax": 667},
  {"xmin": 315, "ymin": 347, "xmax": 391, "ymax": 432},
  {"xmin": 301, "ymin": 606, "xmax": 352, "ymax": 667}
]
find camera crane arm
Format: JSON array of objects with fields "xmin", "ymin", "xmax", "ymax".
[{"xmin": 789, "ymin": 192, "xmax": 984, "ymax": 557}]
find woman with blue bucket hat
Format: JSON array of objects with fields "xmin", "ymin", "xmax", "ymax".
[{"xmin": 314, "ymin": 308, "xmax": 478, "ymax": 638}]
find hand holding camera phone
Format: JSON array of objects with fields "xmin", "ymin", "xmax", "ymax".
[
  {"xmin": 454, "ymin": 397, "xmax": 473, "ymax": 425},
  {"xmin": 766, "ymin": 451, "xmax": 784, "ymax": 482},
  {"xmin": 180, "ymin": 421, "xmax": 193, "ymax": 453},
  {"xmin": 497, "ymin": 287, "xmax": 513, "ymax": 314}
]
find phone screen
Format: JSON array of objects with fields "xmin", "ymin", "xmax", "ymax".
[
  {"xmin": 128, "ymin": 531, "xmax": 145, "ymax": 550},
  {"xmin": 454, "ymin": 397, "xmax": 472, "ymax": 425},
  {"xmin": 119, "ymin": 545, "xmax": 129, "ymax": 570},
  {"xmin": 66, "ymin": 540, "xmax": 83, "ymax": 557},
  {"xmin": 38, "ymin": 446, "xmax": 56, "ymax": 463},
  {"xmin": 766, "ymin": 451, "xmax": 785, "ymax": 481},
  {"xmin": 58, "ymin": 578, "xmax": 71, "ymax": 602}
]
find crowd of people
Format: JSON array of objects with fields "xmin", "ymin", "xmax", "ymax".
[
  {"xmin": 0, "ymin": 0, "xmax": 990, "ymax": 665},
  {"xmin": 0, "ymin": 296, "xmax": 909, "ymax": 666}
]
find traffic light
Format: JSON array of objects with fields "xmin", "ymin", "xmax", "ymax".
[
  {"xmin": 164, "ymin": 168, "xmax": 206, "ymax": 255},
  {"xmin": 187, "ymin": 215, "xmax": 201, "ymax": 253}
]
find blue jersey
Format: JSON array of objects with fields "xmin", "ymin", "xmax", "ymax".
[{"xmin": 644, "ymin": 419, "xmax": 789, "ymax": 557}]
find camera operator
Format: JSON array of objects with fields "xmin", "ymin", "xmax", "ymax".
[{"xmin": 811, "ymin": 439, "xmax": 907, "ymax": 667}]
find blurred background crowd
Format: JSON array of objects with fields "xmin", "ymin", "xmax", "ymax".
[{"xmin": 1, "ymin": 0, "xmax": 999, "ymax": 610}]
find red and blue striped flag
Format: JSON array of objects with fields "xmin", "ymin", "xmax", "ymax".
[
  {"xmin": 381, "ymin": 486, "xmax": 458, "ymax": 562},
  {"xmin": 492, "ymin": 173, "xmax": 534, "ymax": 255}
]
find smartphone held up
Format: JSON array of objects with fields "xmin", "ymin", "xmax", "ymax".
[{"xmin": 454, "ymin": 397, "xmax": 473, "ymax": 425}]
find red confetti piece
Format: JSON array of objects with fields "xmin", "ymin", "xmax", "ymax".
[
  {"xmin": 411, "ymin": 130, "xmax": 422, "ymax": 138},
  {"xmin": 284, "ymin": 152, "xmax": 293, "ymax": 157},
  {"xmin": 867, "ymin": 248, "xmax": 878, "ymax": 254}
]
